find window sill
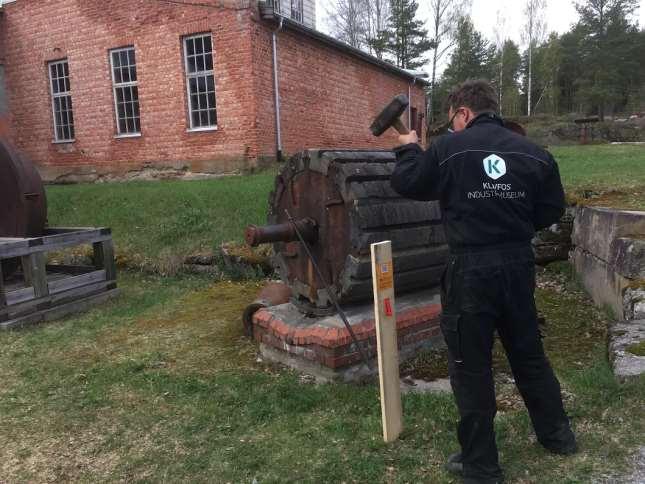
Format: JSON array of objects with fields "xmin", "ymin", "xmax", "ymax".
[
  {"xmin": 187, "ymin": 126, "xmax": 218, "ymax": 133},
  {"xmin": 52, "ymin": 139, "xmax": 75, "ymax": 144},
  {"xmin": 114, "ymin": 133, "xmax": 142, "ymax": 139}
]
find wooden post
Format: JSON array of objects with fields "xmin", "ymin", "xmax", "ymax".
[
  {"xmin": 22, "ymin": 252, "xmax": 50, "ymax": 299},
  {"xmin": 93, "ymin": 240, "xmax": 117, "ymax": 281},
  {"xmin": 371, "ymin": 240, "xmax": 403, "ymax": 443}
]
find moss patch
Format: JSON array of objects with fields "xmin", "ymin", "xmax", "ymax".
[{"xmin": 626, "ymin": 340, "xmax": 645, "ymax": 356}]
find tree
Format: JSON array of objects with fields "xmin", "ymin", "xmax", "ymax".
[
  {"xmin": 384, "ymin": 0, "xmax": 433, "ymax": 69},
  {"xmin": 522, "ymin": 0, "xmax": 547, "ymax": 116},
  {"xmin": 574, "ymin": 0, "xmax": 641, "ymax": 118},
  {"xmin": 493, "ymin": 9, "xmax": 508, "ymax": 115},
  {"xmin": 326, "ymin": 0, "xmax": 368, "ymax": 49},
  {"xmin": 425, "ymin": 0, "xmax": 470, "ymax": 122},
  {"xmin": 494, "ymin": 40, "xmax": 522, "ymax": 116},
  {"xmin": 441, "ymin": 16, "xmax": 496, "ymax": 87},
  {"xmin": 363, "ymin": 0, "xmax": 391, "ymax": 59}
]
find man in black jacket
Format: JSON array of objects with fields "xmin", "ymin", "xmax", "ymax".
[{"xmin": 391, "ymin": 80, "xmax": 576, "ymax": 484}]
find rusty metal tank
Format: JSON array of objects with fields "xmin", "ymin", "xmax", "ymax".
[
  {"xmin": 246, "ymin": 150, "xmax": 448, "ymax": 314},
  {"xmin": 0, "ymin": 138, "xmax": 47, "ymax": 276}
]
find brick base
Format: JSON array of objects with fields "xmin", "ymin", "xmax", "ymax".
[{"xmin": 252, "ymin": 289, "xmax": 443, "ymax": 382}]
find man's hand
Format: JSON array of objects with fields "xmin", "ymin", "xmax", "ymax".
[{"xmin": 398, "ymin": 130, "xmax": 419, "ymax": 146}]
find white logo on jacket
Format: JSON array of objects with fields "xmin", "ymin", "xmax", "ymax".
[{"xmin": 483, "ymin": 154, "xmax": 506, "ymax": 180}]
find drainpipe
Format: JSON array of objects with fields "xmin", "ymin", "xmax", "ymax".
[
  {"xmin": 408, "ymin": 77, "xmax": 418, "ymax": 131},
  {"xmin": 272, "ymin": 17, "xmax": 284, "ymax": 162}
]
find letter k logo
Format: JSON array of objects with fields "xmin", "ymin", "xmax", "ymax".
[{"xmin": 483, "ymin": 154, "xmax": 507, "ymax": 180}]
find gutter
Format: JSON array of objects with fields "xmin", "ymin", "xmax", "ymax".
[{"xmin": 271, "ymin": 16, "xmax": 284, "ymax": 161}]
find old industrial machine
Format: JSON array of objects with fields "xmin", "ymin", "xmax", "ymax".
[{"xmin": 246, "ymin": 149, "xmax": 449, "ymax": 315}]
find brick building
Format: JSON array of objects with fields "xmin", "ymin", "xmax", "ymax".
[{"xmin": 0, "ymin": 0, "xmax": 428, "ymax": 182}]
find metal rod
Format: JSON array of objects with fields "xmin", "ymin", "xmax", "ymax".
[{"xmin": 285, "ymin": 209, "xmax": 372, "ymax": 370}]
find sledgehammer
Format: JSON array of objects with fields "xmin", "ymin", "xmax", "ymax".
[{"xmin": 370, "ymin": 94, "xmax": 410, "ymax": 136}]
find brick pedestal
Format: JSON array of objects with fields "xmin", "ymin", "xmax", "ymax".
[{"xmin": 252, "ymin": 288, "xmax": 443, "ymax": 382}]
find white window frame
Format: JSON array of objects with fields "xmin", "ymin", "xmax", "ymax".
[
  {"xmin": 183, "ymin": 33, "xmax": 217, "ymax": 132},
  {"xmin": 48, "ymin": 59, "xmax": 75, "ymax": 143},
  {"xmin": 109, "ymin": 46, "xmax": 141, "ymax": 137}
]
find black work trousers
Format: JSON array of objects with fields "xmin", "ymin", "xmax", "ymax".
[{"xmin": 440, "ymin": 245, "xmax": 572, "ymax": 482}]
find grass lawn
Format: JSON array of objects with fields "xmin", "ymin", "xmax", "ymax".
[
  {"xmin": 0, "ymin": 266, "xmax": 643, "ymax": 482},
  {"xmin": 2, "ymin": 143, "xmax": 640, "ymax": 481}
]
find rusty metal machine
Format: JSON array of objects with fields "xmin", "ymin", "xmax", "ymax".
[
  {"xmin": 246, "ymin": 149, "xmax": 449, "ymax": 315},
  {"xmin": 0, "ymin": 138, "xmax": 47, "ymax": 277}
]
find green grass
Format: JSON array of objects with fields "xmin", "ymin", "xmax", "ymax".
[
  {"xmin": 43, "ymin": 145, "xmax": 644, "ymax": 274},
  {"xmin": 46, "ymin": 172, "xmax": 276, "ymax": 273},
  {"xmin": 551, "ymin": 145, "xmax": 645, "ymax": 210},
  {"xmin": 0, "ymin": 266, "xmax": 643, "ymax": 482}
]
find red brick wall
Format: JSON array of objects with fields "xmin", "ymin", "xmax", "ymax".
[
  {"xmin": 251, "ymin": 21, "xmax": 428, "ymax": 158},
  {"xmin": 1, "ymin": 0, "xmax": 260, "ymax": 180},
  {"xmin": 1, "ymin": 1, "xmax": 427, "ymax": 181}
]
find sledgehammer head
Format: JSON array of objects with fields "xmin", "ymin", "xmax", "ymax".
[{"xmin": 370, "ymin": 94, "xmax": 410, "ymax": 136}]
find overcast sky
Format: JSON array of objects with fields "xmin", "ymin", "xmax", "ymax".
[{"xmin": 316, "ymin": 0, "xmax": 645, "ymax": 74}]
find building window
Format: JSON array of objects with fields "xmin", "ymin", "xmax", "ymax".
[
  {"xmin": 291, "ymin": 0, "xmax": 303, "ymax": 22},
  {"xmin": 48, "ymin": 59, "xmax": 75, "ymax": 142},
  {"xmin": 110, "ymin": 47, "xmax": 140, "ymax": 135},
  {"xmin": 183, "ymin": 33, "xmax": 217, "ymax": 130}
]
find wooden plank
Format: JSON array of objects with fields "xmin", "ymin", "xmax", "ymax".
[
  {"xmin": 49, "ymin": 270, "xmax": 106, "ymax": 295},
  {"xmin": 93, "ymin": 240, "xmax": 117, "ymax": 281},
  {"xmin": 0, "ymin": 228, "xmax": 111, "ymax": 259},
  {"xmin": 5, "ymin": 286, "xmax": 36, "ymax": 306},
  {"xmin": 22, "ymin": 253, "xmax": 49, "ymax": 299},
  {"xmin": 46, "ymin": 264, "xmax": 96, "ymax": 275},
  {"xmin": 371, "ymin": 241, "xmax": 403, "ymax": 443},
  {"xmin": 0, "ymin": 288, "xmax": 120, "ymax": 331}
]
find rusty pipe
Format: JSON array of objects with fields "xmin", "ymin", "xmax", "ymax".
[{"xmin": 245, "ymin": 217, "xmax": 318, "ymax": 247}]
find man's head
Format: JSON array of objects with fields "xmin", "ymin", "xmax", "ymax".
[{"xmin": 446, "ymin": 80, "xmax": 499, "ymax": 132}]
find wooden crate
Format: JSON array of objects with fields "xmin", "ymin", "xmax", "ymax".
[{"xmin": 0, "ymin": 227, "xmax": 119, "ymax": 330}]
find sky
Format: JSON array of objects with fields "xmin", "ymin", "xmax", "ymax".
[{"xmin": 316, "ymin": 0, "xmax": 645, "ymax": 75}]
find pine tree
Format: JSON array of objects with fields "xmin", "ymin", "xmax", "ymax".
[{"xmin": 383, "ymin": 0, "xmax": 433, "ymax": 69}]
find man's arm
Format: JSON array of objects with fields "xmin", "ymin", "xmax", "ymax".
[
  {"xmin": 533, "ymin": 155, "xmax": 566, "ymax": 230},
  {"xmin": 390, "ymin": 134, "xmax": 442, "ymax": 201}
]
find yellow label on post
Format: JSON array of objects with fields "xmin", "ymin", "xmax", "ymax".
[{"xmin": 377, "ymin": 261, "xmax": 393, "ymax": 290}]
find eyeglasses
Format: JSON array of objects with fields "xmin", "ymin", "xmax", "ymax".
[{"xmin": 447, "ymin": 109, "xmax": 462, "ymax": 133}]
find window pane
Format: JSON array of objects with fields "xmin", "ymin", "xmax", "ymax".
[
  {"xmin": 50, "ymin": 64, "xmax": 57, "ymax": 79},
  {"xmin": 191, "ymin": 94, "xmax": 199, "ymax": 111},
  {"xmin": 54, "ymin": 97, "xmax": 61, "ymax": 111},
  {"xmin": 57, "ymin": 125, "xmax": 64, "ymax": 140},
  {"xmin": 200, "ymin": 110, "xmax": 208, "ymax": 126},
  {"xmin": 134, "ymin": 101, "xmax": 140, "ymax": 117},
  {"xmin": 195, "ymin": 36, "xmax": 203, "ymax": 55},
  {"xmin": 61, "ymin": 110, "xmax": 68, "ymax": 126},
  {"xmin": 206, "ymin": 75, "xmax": 214, "ymax": 92},
  {"xmin": 192, "ymin": 110, "xmax": 200, "ymax": 127},
  {"xmin": 196, "ymin": 55, "xmax": 204, "ymax": 72},
  {"xmin": 205, "ymin": 53, "xmax": 213, "ymax": 71},
  {"xmin": 197, "ymin": 76, "xmax": 206, "ymax": 93},
  {"xmin": 186, "ymin": 38, "xmax": 195, "ymax": 56},
  {"xmin": 114, "ymin": 68, "xmax": 122, "ymax": 84},
  {"xmin": 199, "ymin": 94, "xmax": 207, "ymax": 110},
  {"xmin": 207, "ymin": 91, "xmax": 216, "ymax": 110},
  {"xmin": 203, "ymin": 35, "xmax": 212, "ymax": 54},
  {"xmin": 64, "ymin": 78, "xmax": 71, "ymax": 93},
  {"xmin": 119, "ymin": 118, "xmax": 127, "ymax": 133},
  {"xmin": 208, "ymin": 109, "xmax": 217, "ymax": 126},
  {"xmin": 121, "ymin": 67, "xmax": 130, "ymax": 83},
  {"xmin": 112, "ymin": 51, "xmax": 121, "ymax": 68},
  {"xmin": 120, "ymin": 51, "xmax": 129, "ymax": 66},
  {"xmin": 134, "ymin": 118, "xmax": 140, "ymax": 133},
  {"xmin": 128, "ymin": 49, "xmax": 136, "ymax": 66},
  {"xmin": 63, "ymin": 62, "xmax": 69, "ymax": 77},
  {"xmin": 127, "ymin": 118, "xmax": 135, "ymax": 133},
  {"xmin": 69, "ymin": 124, "xmax": 75, "ymax": 139},
  {"xmin": 57, "ymin": 63, "xmax": 63, "ymax": 78},
  {"xmin": 187, "ymin": 56, "xmax": 196, "ymax": 73},
  {"xmin": 131, "ymin": 86, "xmax": 139, "ymax": 102},
  {"xmin": 66, "ymin": 96, "xmax": 73, "ymax": 114},
  {"xmin": 130, "ymin": 66, "xmax": 137, "ymax": 82},
  {"xmin": 124, "ymin": 87, "xmax": 132, "ymax": 102},
  {"xmin": 125, "ymin": 102, "xmax": 133, "ymax": 118},
  {"xmin": 189, "ymin": 77, "xmax": 197, "ymax": 94}
]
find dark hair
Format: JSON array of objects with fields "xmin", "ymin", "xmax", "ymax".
[{"xmin": 445, "ymin": 79, "xmax": 499, "ymax": 114}]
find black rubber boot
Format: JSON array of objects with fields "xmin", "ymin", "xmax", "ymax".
[{"xmin": 445, "ymin": 452, "xmax": 463, "ymax": 475}]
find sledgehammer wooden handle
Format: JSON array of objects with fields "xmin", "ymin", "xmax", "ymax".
[{"xmin": 392, "ymin": 118, "xmax": 409, "ymax": 135}]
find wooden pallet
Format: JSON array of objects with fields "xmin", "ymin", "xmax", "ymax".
[{"xmin": 0, "ymin": 227, "xmax": 119, "ymax": 330}]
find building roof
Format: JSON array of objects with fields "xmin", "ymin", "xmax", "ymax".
[{"xmin": 259, "ymin": 7, "xmax": 430, "ymax": 86}]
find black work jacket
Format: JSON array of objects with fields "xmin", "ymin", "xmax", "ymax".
[{"xmin": 391, "ymin": 113, "xmax": 565, "ymax": 249}]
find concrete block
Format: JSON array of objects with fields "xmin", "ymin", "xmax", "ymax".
[{"xmin": 572, "ymin": 207, "xmax": 645, "ymax": 265}]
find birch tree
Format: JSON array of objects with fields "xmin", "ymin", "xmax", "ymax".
[
  {"xmin": 327, "ymin": 0, "xmax": 367, "ymax": 49},
  {"xmin": 522, "ymin": 0, "xmax": 547, "ymax": 116}
]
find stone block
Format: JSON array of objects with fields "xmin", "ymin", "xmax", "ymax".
[
  {"xmin": 572, "ymin": 207, "xmax": 645, "ymax": 265},
  {"xmin": 609, "ymin": 320, "xmax": 645, "ymax": 382}
]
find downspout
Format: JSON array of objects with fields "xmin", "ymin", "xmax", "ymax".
[
  {"xmin": 272, "ymin": 17, "xmax": 284, "ymax": 161},
  {"xmin": 408, "ymin": 77, "xmax": 417, "ymax": 131}
]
